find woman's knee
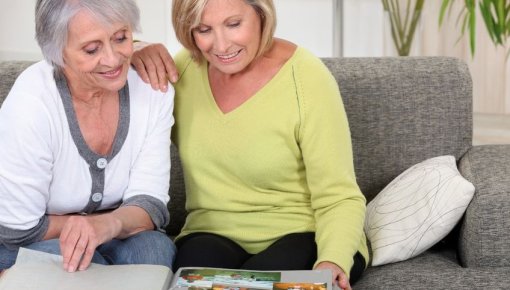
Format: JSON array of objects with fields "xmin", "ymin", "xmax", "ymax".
[
  {"xmin": 99, "ymin": 231, "xmax": 176, "ymax": 267},
  {"xmin": 0, "ymin": 240, "xmax": 61, "ymax": 270},
  {"xmin": 25, "ymin": 239, "xmax": 62, "ymax": 255},
  {"xmin": 173, "ymin": 233, "xmax": 250, "ymax": 271}
]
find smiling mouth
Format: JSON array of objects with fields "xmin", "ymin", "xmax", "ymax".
[
  {"xmin": 99, "ymin": 65, "xmax": 123, "ymax": 77},
  {"xmin": 216, "ymin": 50, "xmax": 241, "ymax": 61}
]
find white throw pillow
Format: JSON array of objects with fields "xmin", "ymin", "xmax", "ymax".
[{"xmin": 364, "ymin": 155, "xmax": 475, "ymax": 266}]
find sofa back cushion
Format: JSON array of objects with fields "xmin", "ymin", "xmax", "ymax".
[{"xmin": 322, "ymin": 57, "xmax": 472, "ymax": 202}]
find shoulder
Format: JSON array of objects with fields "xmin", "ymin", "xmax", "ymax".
[
  {"xmin": 288, "ymin": 47, "xmax": 338, "ymax": 93},
  {"xmin": 126, "ymin": 68, "xmax": 175, "ymax": 119},
  {"xmin": 174, "ymin": 49, "xmax": 196, "ymax": 76},
  {"xmin": 290, "ymin": 47, "xmax": 331, "ymax": 76},
  {"xmin": 0, "ymin": 61, "xmax": 57, "ymax": 140},
  {"xmin": 289, "ymin": 47, "xmax": 343, "ymax": 129},
  {"xmin": 4, "ymin": 60, "xmax": 59, "ymax": 113},
  {"xmin": 266, "ymin": 41, "xmax": 334, "ymax": 89},
  {"xmin": 10, "ymin": 61, "xmax": 56, "ymax": 95},
  {"xmin": 173, "ymin": 49, "xmax": 205, "ymax": 89},
  {"xmin": 127, "ymin": 67, "xmax": 175, "ymax": 101}
]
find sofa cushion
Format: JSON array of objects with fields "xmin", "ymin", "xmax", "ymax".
[
  {"xmin": 354, "ymin": 249, "xmax": 510, "ymax": 289},
  {"xmin": 322, "ymin": 57, "xmax": 473, "ymax": 202},
  {"xmin": 364, "ymin": 155, "xmax": 475, "ymax": 266},
  {"xmin": 458, "ymin": 145, "xmax": 510, "ymax": 267},
  {"xmin": 166, "ymin": 144, "xmax": 187, "ymax": 236}
]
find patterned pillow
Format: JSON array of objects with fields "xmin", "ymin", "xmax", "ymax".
[{"xmin": 364, "ymin": 155, "xmax": 475, "ymax": 266}]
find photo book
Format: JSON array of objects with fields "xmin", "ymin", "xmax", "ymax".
[{"xmin": 0, "ymin": 248, "xmax": 335, "ymax": 290}]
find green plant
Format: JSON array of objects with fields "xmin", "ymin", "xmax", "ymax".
[
  {"xmin": 439, "ymin": 0, "xmax": 510, "ymax": 57},
  {"xmin": 382, "ymin": 0, "xmax": 425, "ymax": 56}
]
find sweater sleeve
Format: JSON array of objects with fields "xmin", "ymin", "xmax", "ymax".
[
  {"xmin": 295, "ymin": 51, "xmax": 367, "ymax": 275},
  {"xmin": 0, "ymin": 77, "xmax": 54, "ymax": 249},
  {"xmin": 122, "ymin": 72, "xmax": 175, "ymax": 229}
]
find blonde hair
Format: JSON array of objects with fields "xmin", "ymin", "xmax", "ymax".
[{"xmin": 172, "ymin": 0, "xmax": 276, "ymax": 64}]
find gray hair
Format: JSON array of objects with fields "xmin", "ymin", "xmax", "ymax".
[{"xmin": 35, "ymin": 0, "xmax": 141, "ymax": 68}]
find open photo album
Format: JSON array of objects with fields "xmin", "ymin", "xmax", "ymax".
[{"xmin": 0, "ymin": 248, "xmax": 334, "ymax": 290}]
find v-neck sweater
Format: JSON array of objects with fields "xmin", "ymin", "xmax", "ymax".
[
  {"xmin": 172, "ymin": 48, "xmax": 368, "ymax": 273},
  {"xmin": 0, "ymin": 61, "xmax": 174, "ymax": 249}
]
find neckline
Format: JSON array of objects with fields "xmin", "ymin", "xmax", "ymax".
[
  {"xmin": 203, "ymin": 47, "xmax": 301, "ymax": 119},
  {"xmin": 54, "ymin": 72, "xmax": 130, "ymax": 165}
]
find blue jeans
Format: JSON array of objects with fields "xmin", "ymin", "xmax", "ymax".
[{"xmin": 0, "ymin": 230, "xmax": 176, "ymax": 270}]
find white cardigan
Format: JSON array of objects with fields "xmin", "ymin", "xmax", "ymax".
[{"xmin": 0, "ymin": 61, "xmax": 174, "ymax": 248}]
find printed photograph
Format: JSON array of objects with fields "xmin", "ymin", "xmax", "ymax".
[
  {"xmin": 272, "ymin": 282, "xmax": 327, "ymax": 290},
  {"xmin": 176, "ymin": 269, "xmax": 282, "ymax": 289}
]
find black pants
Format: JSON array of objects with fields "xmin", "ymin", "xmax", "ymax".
[{"xmin": 173, "ymin": 232, "xmax": 365, "ymax": 284}]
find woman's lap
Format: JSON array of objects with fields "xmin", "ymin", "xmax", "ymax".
[
  {"xmin": 0, "ymin": 230, "xmax": 176, "ymax": 270},
  {"xmin": 174, "ymin": 232, "xmax": 365, "ymax": 284},
  {"xmin": 174, "ymin": 232, "xmax": 317, "ymax": 271}
]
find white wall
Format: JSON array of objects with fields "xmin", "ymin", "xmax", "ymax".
[
  {"xmin": 342, "ymin": 0, "xmax": 384, "ymax": 57},
  {"xmin": 0, "ymin": 0, "xmax": 40, "ymax": 60},
  {"xmin": 0, "ymin": 0, "xmax": 338, "ymax": 61},
  {"xmin": 273, "ymin": 0, "xmax": 335, "ymax": 57}
]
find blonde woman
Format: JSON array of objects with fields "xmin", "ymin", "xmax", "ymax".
[{"xmin": 132, "ymin": 0, "xmax": 368, "ymax": 289}]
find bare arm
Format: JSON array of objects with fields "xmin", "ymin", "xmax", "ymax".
[{"xmin": 47, "ymin": 206, "xmax": 153, "ymax": 272}]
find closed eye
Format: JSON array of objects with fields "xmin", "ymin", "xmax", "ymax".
[
  {"xmin": 115, "ymin": 35, "xmax": 128, "ymax": 43},
  {"xmin": 227, "ymin": 21, "xmax": 240, "ymax": 28},
  {"xmin": 195, "ymin": 27, "xmax": 211, "ymax": 34}
]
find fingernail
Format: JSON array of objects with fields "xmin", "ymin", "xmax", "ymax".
[
  {"xmin": 68, "ymin": 266, "xmax": 76, "ymax": 272},
  {"xmin": 171, "ymin": 75, "xmax": 178, "ymax": 83},
  {"xmin": 162, "ymin": 84, "xmax": 168, "ymax": 92}
]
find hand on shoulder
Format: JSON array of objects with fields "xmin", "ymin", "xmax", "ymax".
[{"xmin": 131, "ymin": 42, "xmax": 179, "ymax": 91}]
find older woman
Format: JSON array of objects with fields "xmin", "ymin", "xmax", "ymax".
[
  {"xmin": 131, "ymin": 0, "xmax": 368, "ymax": 289},
  {"xmin": 0, "ymin": 0, "xmax": 176, "ymax": 273}
]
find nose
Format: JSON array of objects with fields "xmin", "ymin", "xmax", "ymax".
[
  {"xmin": 100, "ymin": 44, "xmax": 119, "ymax": 67},
  {"xmin": 213, "ymin": 30, "xmax": 230, "ymax": 52}
]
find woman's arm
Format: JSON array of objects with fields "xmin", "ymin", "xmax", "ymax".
[
  {"xmin": 295, "ymin": 51, "xmax": 366, "ymax": 287},
  {"xmin": 44, "ymin": 205, "xmax": 153, "ymax": 241},
  {"xmin": 0, "ymin": 70, "xmax": 54, "ymax": 249},
  {"xmin": 57, "ymin": 206, "xmax": 153, "ymax": 272}
]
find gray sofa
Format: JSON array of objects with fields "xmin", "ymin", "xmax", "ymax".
[{"xmin": 1, "ymin": 57, "xmax": 510, "ymax": 289}]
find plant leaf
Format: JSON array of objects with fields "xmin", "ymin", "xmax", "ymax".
[
  {"xmin": 468, "ymin": 0, "xmax": 477, "ymax": 56},
  {"xmin": 439, "ymin": 0, "xmax": 453, "ymax": 26}
]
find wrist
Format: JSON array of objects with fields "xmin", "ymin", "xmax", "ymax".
[{"xmin": 109, "ymin": 214, "xmax": 123, "ymax": 238}]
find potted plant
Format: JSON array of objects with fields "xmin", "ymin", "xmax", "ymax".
[{"xmin": 439, "ymin": 0, "xmax": 510, "ymax": 57}]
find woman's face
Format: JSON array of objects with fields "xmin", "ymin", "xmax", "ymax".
[
  {"xmin": 193, "ymin": 0, "xmax": 262, "ymax": 75},
  {"xmin": 63, "ymin": 10, "xmax": 133, "ymax": 93}
]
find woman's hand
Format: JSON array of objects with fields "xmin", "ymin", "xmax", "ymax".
[
  {"xmin": 315, "ymin": 261, "xmax": 351, "ymax": 290},
  {"xmin": 59, "ymin": 215, "xmax": 121, "ymax": 272},
  {"xmin": 131, "ymin": 42, "xmax": 178, "ymax": 92}
]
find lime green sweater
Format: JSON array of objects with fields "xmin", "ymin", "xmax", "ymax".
[{"xmin": 172, "ymin": 47, "xmax": 368, "ymax": 274}]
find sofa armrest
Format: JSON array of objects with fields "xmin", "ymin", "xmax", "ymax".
[{"xmin": 458, "ymin": 145, "xmax": 510, "ymax": 267}]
